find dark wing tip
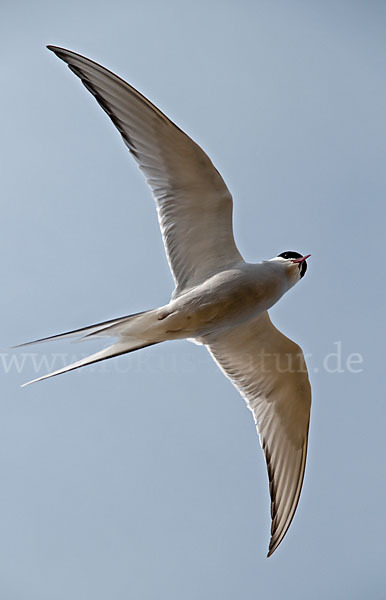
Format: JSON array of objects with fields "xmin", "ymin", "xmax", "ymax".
[
  {"xmin": 47, "ymin": 44, "xmax": 64, "ymax": 54},
  {"xmin": 266, "ymin": 536, "xmax": 280, "ymax": 558},
  {"xmin": 265, "ymin": 441, "xmax": 309, "ymax": 558},
  {"xmin": 46, "ymin": 45, "xmax": 80, "ymax": 62},
  {"xmin": 46, "ymin": 45, "xmax": 73, "ymax": 65}
]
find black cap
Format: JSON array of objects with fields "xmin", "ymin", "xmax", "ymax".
[{"xmin": 278, "ymin": 251, "xmax": 308, "ymax": 278}]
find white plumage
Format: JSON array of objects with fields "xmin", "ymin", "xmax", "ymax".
[{"xmin": 19, "ymin": 46, "xmax": 312, "ymax": 557}]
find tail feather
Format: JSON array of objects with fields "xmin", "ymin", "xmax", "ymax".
[
  {"xmin": 17, "ymin": 308, "xmax": 163, "ymax": 386},
  {"xmin": 22, "ymin": 339, "xmax": 157, "ymax": 387}
]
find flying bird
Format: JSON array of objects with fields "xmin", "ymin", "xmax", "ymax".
[{"xmin": 20, "ymin": 46, "xmax": 312, "ymax": 557}]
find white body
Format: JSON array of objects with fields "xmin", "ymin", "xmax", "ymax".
[
  {"xmin": 134, "ymin": 261, "xmax": 295, "ymax": 343},
  {"xmin": 20, "ymin": 46, "xmax": 312, "ymax": 558}
]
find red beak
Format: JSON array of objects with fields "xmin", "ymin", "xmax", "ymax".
[{"xmin": 291, "ymin": 254, "xmax": 311, "ymax": 264}]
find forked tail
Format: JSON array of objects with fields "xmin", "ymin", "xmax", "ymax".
[{"xmin": 17, "ymin": 309, "xmax": 162, "ymax": 386}]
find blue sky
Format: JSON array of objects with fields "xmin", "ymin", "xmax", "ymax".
[{"xmin": 2, "ymin": 1, "xmax": 386, "ymax": 598}]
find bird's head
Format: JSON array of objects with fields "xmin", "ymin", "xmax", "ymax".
[{"xmin": 270, "ymin": 251, "xmax": 311, "ymax": 288}]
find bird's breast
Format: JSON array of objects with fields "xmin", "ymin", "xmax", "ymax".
[{"xmin": 163, "ymin": 265, "xmax": 286, "ymax": 338}]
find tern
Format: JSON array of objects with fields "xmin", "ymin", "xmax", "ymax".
[{"xmin": 20, "ymin": 46, "xmax": 312, "ymax": 557}]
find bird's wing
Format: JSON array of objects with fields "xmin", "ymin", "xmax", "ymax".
[
  {"xmin": 206, "ymin": 311, "xmax": 311, "ymax": 557},
  {"xmin": 47, "ymin": 46, "xmax": 243, "ymax": 294}
]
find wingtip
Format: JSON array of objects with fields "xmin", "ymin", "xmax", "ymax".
[
  {"xmin": 266, "ymin": 536, "xmax": 280, "ymax": 558},
  {"xmin": 46, "ymin": 45, "xmax": 67, "ymax": 57}
]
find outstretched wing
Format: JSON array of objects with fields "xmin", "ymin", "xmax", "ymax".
[
  {"xmin": 48, "ymin": 46, "xmax": 243, "ymax": 294},
  {"xmin": 206, "ymin": 311, "xmax": 311, "ymax": 556}
]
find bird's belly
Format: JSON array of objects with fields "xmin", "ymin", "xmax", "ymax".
[{"xmin": 159, "ymin": 269, "xmax": 284, "ymax": 339}]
